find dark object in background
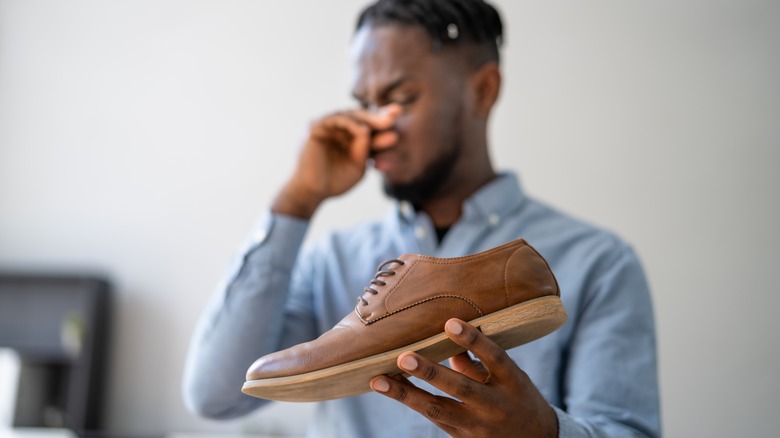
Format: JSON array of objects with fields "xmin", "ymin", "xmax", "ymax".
[{"xmin": 0, "ymin": 275, "xmax": 111, "ymax": 434}]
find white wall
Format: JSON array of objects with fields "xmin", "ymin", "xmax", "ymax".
[{"xmin": 0, "ymin": 1, "xmax": 777, "ymax": 436}]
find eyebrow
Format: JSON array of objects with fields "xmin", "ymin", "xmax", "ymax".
[{"xmin": 352, "ymin": 75, "xmax": 412, "ymax": 103}]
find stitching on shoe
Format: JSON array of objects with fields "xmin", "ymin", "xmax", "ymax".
[
  {"xmin": 383, "ymin": 260, "xmax": 416, "ymax": 314},
  {"xmin": 503, "ymin": 246, "xmax": 525, "ymax": 308},
  {"xmin": 382, "ymin": 253, "xmax": 505, "ymax": 312},
  {"xmin": 413, "ymin": 239, "xmax": 526, "ymax": 265},
  {"xmin": 356, "ymin": 260, "xmax": 415, "ymax": 320},
  {"xmin": 357, "ymin": 294, "xmax": 484, "ymax": 325},
  {"xmin": 357, "ymin": 240, "xmax": 528, "ymax": 322}
]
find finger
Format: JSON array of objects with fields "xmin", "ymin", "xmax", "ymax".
[
  {"xmin": 448, "ymin": 352, "xmax": 489, "ymax": 383},
  {"xmin": 371, "ymin": 130, "xmax": 399, "ymax": 150},
  {"xmin": 445, "ymin": 318, "xmax": 517, "ymax": 381},
  {"xmin": 317, "ymin": 114, "xmax": 370, "ymax": 144},
  {"xmin": 351, "ymin": 103, "xmax": 402, "ymax": 131},
  {"xmin": 316, "ymin": 115, "xmax": 371, "ymax": 163},
  {"xmin": 397, "ymin": 352, "xmax": 486, "ymax": 404},
  {"xmin": 370, "ymin": 375, "xmax": 460, "ymax": 435},
  {"xmin": 317, "ymin": 104, "xmax": 401, "ymax": 160}
]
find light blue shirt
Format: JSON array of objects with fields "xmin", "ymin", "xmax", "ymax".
[{"xmin": 183, "ymin": 172, "xmax": 661, "ymax": 437}]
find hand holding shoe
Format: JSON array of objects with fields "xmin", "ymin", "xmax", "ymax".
[
  {"xmin": 242, "ymin": 239, "xmax": 566, "ymax": 402},
  {"xmin": 370, "ymin": 318, "xmax": 558, "ymax": 438}
]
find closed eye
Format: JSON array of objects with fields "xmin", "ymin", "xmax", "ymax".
[{"xmin": 393, "ymin": 95, "xmax": 418, "ymax": 106}]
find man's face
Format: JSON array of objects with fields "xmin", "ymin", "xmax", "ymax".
[{"xmin": 350, "ymin": 24, "xmax": 473, "ymax": 204}]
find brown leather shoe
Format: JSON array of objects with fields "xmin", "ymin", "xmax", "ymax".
[{"xmin": 242, "ymin": 238, "xmax": 567, "ymax": 402}]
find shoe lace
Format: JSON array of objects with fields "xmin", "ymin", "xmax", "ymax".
[{"xmin": 358, "ymin": 259, "xmax": 405, "ymax": 306}]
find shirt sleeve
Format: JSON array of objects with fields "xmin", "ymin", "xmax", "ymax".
[
  {"xmin": 555, "ymin": 243, "xmax": 661, "ymax": 437},
  {"xmin": 181, "ymin": 211, "xmax": 315, "ymax": 419}
]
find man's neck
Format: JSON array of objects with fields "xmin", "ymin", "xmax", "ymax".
[{"xmin": 416, "ymin": 170, "xmax": 498, "ymax": 229}]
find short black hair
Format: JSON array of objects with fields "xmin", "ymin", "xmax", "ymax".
[{"xmin": 356, "ymin": 0, "xmax": 504, "ymax": 65}]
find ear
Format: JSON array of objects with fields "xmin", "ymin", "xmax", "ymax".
[{"xmin": 470, "ymin": 62, "xmax": 501, "ymax": 118}]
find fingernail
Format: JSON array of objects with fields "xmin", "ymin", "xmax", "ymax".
[
  {"xmin": 371, "ymin": 378, "xmax": 390, "ymax": 393},
  {"xmin": 446, "ymin": 319, "xmax": 463, "ymax": 335},
  {"xmin": 400, "ymin": 355, "xmax": 418, "ymax": 371}
]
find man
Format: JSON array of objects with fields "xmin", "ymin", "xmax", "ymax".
[{"xmin": 183, "ymin": 0, "xmax": 660, "ymax": 436}]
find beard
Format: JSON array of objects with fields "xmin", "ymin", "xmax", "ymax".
[{"xmin": 381, "ymin": 140, "xmax": 462, "ymax": 205}]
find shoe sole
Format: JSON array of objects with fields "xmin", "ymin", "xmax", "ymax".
[{"xmin": 242, "ymin": 295, "xmax": 567, "ymax": 402}]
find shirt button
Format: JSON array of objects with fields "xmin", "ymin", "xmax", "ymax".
[
  {"xmin": 414, "ymin": 227, "xmax": 427, "ymax": 239},
  {"xmin": 488, "ymin": 213, "xmax": 501, "ymax": 226}
]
